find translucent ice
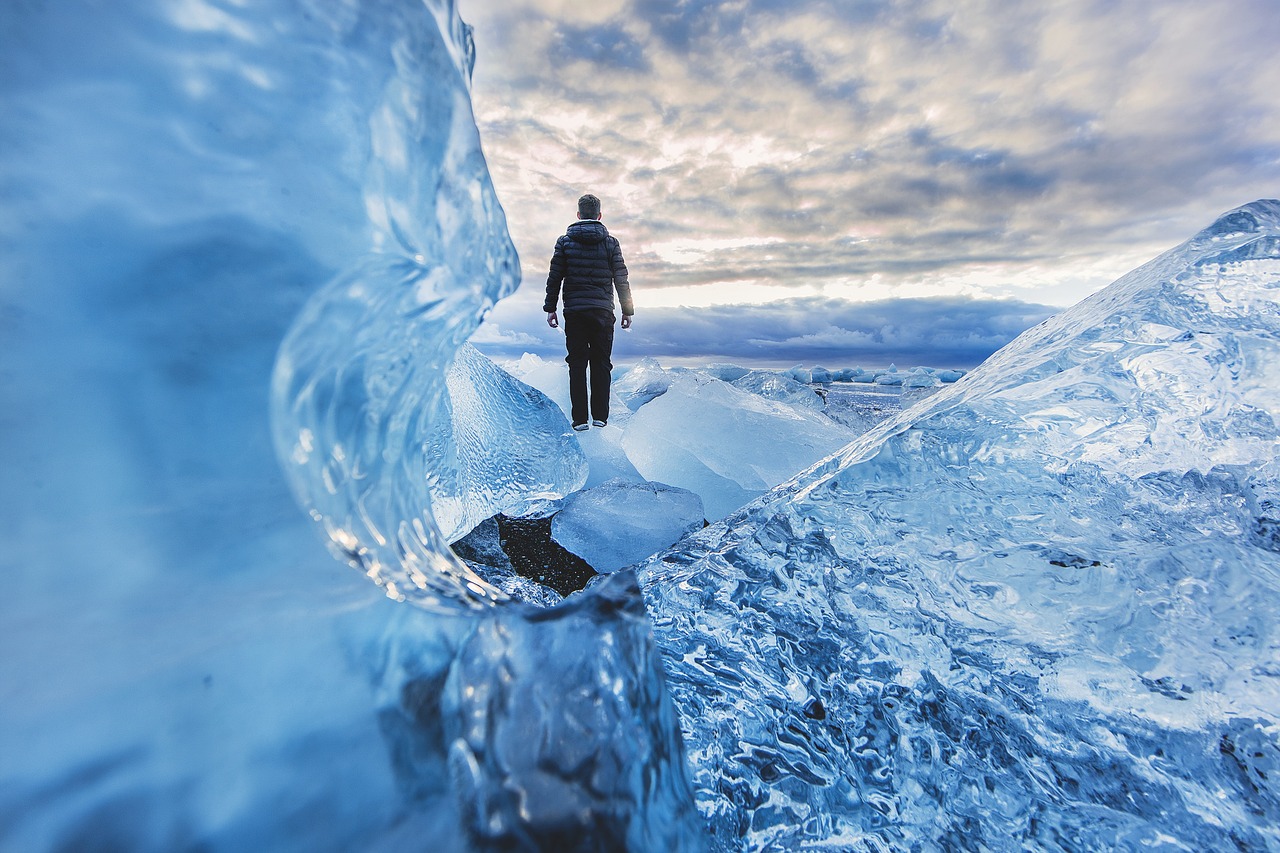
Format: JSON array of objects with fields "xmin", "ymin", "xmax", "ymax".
[
  {"xmin": 1, "ymin": 1, "xmax": 703, "ymax": 849},
  {"xmin": 622, "ymin": 373, "xmax": 856, "ymax": 519},
  {"xmin": 552, "ymin": 478, "xmax": 705, "ymax": 573},
  {"xmin": 730, "ymin": 369, "xmax": 826, "ymax": 410},
  {"xmin": 637, "ymin": 200, "xmax": 1280, "ymax": 850},
  {"xmin": 614, "ymin": 356, "xmax": 679, "ymax": 411},
  {"xmin": 504, "ymin": 352, "xmax": 643, "ymax": 487},
  {"xmin": 434, "ymin": 344, "xmax": 587, "ymax": 543}
]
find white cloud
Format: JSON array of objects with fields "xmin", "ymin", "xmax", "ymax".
[{"xmin": 461, "ymin": 0, "xmax": 1280, "ymax": 362}]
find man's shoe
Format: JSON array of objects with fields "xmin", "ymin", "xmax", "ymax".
[
  {"xmin": 572, "ymin": 423, "xmax": 589, "ymax": 432},
  {"xmin": 592, "ymin": 419, "xmax": 607, "ymax": 428}
]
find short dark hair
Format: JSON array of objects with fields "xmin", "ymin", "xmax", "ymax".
[{"xmin": 578, "ymin": 193, "xmax": 601, "ymax": 219}]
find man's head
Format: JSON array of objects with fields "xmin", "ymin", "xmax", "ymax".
[{"xmin": 577, "ymin": 193, "xmax": 602, "ymax": 220}]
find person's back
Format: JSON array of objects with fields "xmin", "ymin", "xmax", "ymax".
[{"xmin": 544, "ymin": 194, "xmax": 633, "ymax": 429}]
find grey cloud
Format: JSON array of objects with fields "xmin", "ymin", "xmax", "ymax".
[
  {"xmin": 465, "ymin": 0, "xmax": 1280, "ymax": 350},
  {"xmin": 550, "ymin": 22, "xmax": 650, "ymax": 71},
  {"xmin": 475, "ymin": 295, "xmax": 1059, "ymax": 368}
]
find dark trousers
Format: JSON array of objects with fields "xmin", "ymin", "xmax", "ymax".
[{"xmin": 564, "ymin": 308, "xmax": 615, "ymax": 425}]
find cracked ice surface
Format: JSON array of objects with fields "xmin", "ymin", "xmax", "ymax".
[{"xmin": 637, "ymin": 200, "xmax": 1280, "ymax": 851}]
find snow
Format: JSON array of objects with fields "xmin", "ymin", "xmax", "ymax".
[{"xmin": 551, "ymin": 478, "xmax": 705, "ymax": 573}]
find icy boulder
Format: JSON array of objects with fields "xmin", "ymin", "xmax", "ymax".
[
  {"xmin": 503, "ymin": 352, "xmax": 642, "ymax": 487},
  {"xmin": 900, "ymin": 367, "xmax": 942, "ymax": 388},
  {"xmin": 730, "ymin": 369, "xmax": 825, "ymax": 410},
  {"xmin": 638, "ymin": 200, "xmax": 1280, "ymax": 850},
  {"xmin": 696, "ymin": 363, "xmax": 751, "ymax": 382},
  {"xmin": 434, "ymin": 344, "xmax": 587, "ymax": 542},
  {"xmin": 1, "ymin": 1, "xmax": 704, "ymax": 849},
  {"xmin": 622, "ymin": 373, "xmax": 856, "ymax": 519},
  {"xmin": 613, "ymin": 357, "xmax": 677, "ymax": 411},
  {"xmin": 551, "ymin": 479, "xmax": 705, "ymax": 573}
]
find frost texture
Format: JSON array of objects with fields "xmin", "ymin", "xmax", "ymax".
[{"xmin": 638, "ymin": 200, "xmax": 1280, "ymax": 850}]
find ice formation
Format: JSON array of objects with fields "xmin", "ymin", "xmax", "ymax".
[
  {"xmin": 552, "ymin": 478, "xmax": 705, "ymax": 573},
  {"xmin": 613, "ymin": 356, "xmax": 679, "ymax": 411},
  {"xmin": 435, "ymin": 344, "xmax": 587, "ymax": 543},
  {"xmin": 623, "ymin": 373, "xmax": 856, "ymax": 519},
  {"xmin": 731, "ymin": 369, "xmax": 826, "ymax": 410},
  {"xmin": 7, "ymin": 0, "xmax": 1280, "ymax": 850},
  {"xmin": 1, "ymin": 1, "xmax": 703, "ymax": 849},
  {"xmin": 637, "ymin": 200, "xmax": 1280, "ymax": 850},
  {"xmin": 503, "ymin": 352, "xmax": 644, "ymax": 488}
]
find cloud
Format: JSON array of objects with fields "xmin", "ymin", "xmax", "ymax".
[
  {"xmin": 472, "ymin": 293, "xmax": 1059, "ymax": 368},
  {"xmin": 460, "ymin": 0, "xmax": 1280, "ymax": 360}
]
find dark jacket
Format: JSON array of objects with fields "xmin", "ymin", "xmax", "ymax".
[{"xmin": 543, "ymin": 219, "xmax": 633, "ymax": 316}]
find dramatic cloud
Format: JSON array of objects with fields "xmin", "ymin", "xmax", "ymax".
[
  {"xmin": 478, "ymin": 295, "xmax": 1058, "ymax": 368},
  {"xmin": 460, "ymin": 0, "xmax": 1280, "ymax": 366}
]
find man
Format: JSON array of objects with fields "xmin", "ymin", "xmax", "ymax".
[{"xmin": 544, "ymin": 193, "xmax": 634, "ymax": 430}]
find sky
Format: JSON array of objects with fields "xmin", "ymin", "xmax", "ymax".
[{"xmin": 459, "ymin": 0, "xmax": 1280, "ymax": 368}]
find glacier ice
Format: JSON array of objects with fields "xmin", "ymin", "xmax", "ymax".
[
  {"xmin": 434, "ymin": 343, "xmax": 587, "ymax": 543},
  {"xmin": 1, "ymin": 1, "xmax": 704, "ymax": 849},
  {"xmin": 623, "ymin": 372, "xmax": 857, "ymax": 519},
  {"xmin": 552, "ymin": 478, "xmax": 706, "ymax": 573},
  {"xmin": 613, "ymin": 355, "xmax": 680, "ymax": 411},
  {"xmin": 731, "ymin": 369, "xmax": 826, "ymax": 410},
  {"xmin": 8, "ymin": 0, "xmax": 1280, "ymax": 850},
  {"xmin": 503, "ymin": 352, "xmax": 645, "ymax": 488},
  {"xmin": 636, "ymin": 199, "xmax": 1280, "ymax": 850}
]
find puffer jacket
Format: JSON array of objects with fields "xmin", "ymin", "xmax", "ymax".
[{"xmin": 543, "ymin": 218, "xmax": 633, "ymax": 316}]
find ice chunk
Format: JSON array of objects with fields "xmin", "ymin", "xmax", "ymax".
[
  {"xmin": 900, "ymin": 367, "xmax": 941, "ymax": 388},
  {"xmin": 621, "ymin": 373, "xmax": 856, "ymax": 519},
  {"xmin": 1, "ymin": 1, "xmax": 701, "ymax": 848},
  {"xmin": 551, "ymin": 478, "xmax": 705, "ymax": 572},
  {"xmin": 613, "ymin": 356, "xmax": 677, "ymax": 411},
  {"xmin": 731, "ymin": 369, "xmax": 825, "ymax": 410},
  {"xmin": 441, "ymin": 573, "xmax": 707, "ymax": 849},
  {"xmin": 696, "ymin": 362, "xmax": 751, "ymax": 382},
  {"xmin": 784, "ymin": 364, "xmax": 813, "ymax": 384},
  {"xmin": 434, "ymin": 344, "xmax": 587, "ymax": 542},
  {"xmin": 503, "ymin": 352, "xmax": 642, "ymax": 487},
  {"xmin": 637, "ymin": 200, "xmax": 1280, "ymax": 849}
]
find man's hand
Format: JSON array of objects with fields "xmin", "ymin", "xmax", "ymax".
[
  {"xmin": 621, "ymin": 315, "xmax": 632, "ymax": 330},
  {"xmin": 547, "ymin": 311, "xmax": 559, "ymax": 329}
]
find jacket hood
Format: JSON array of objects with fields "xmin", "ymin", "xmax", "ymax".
[{"xmin": 566, "ymin": 218, "xmax": 609, "ymax": 245}]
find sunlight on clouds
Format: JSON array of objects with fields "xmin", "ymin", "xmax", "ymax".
[{"xmin": 646, "ymin": 236, "xmax": 786, "ymax": 265}]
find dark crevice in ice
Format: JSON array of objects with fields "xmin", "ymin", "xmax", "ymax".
[{"xmin": 452, "ymin": 514, "xmax": 598, "ymax": 599}]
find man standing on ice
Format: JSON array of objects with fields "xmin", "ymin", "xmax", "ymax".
[{"xmin": 544, "ymin": 193, "xmax": 634, "ymax": 431}]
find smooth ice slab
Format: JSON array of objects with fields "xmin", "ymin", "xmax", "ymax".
[
  {"xmin": 622, "ymin": 372, "xmax": 856, "ymax": 519},
  {"xmin": 551, "ymin": 478, "xmax": 705, "ymax": 573}
]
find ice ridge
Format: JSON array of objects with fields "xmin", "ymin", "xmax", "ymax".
[{"xmin": 637, "ymin": 200, "xmax": 1280, "ymax": 850}]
